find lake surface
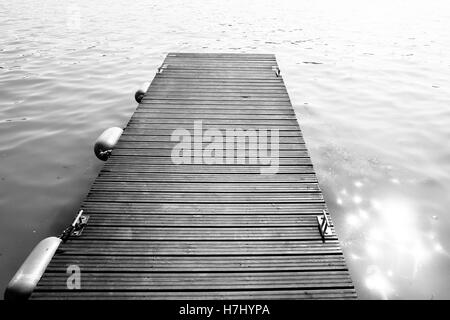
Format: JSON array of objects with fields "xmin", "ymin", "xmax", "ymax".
[{"xmin": 1, "ymin": 0, "xmax": 449, "ymax": 299}]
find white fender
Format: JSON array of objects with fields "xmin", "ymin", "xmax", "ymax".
[
  {"xmin": 94, "ymin": 127, "xmax": 123, "ymax": 161},
  {"xmin": 4, "ymin": 237, "xmax": 62, "ymax": 300}
]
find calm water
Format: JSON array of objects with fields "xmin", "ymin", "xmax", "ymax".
[{"xmin": 1, "ymin": 0, "xmax": 450, "ymax": 299}]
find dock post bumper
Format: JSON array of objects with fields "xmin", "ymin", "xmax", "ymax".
[
  {"xmin": 134, "ymin": 81, "xmax": 151, "ymax": 103},
  {"xmin": 4, "ymin": 237, "xmax": 62, "ymax": 300},
  {"xmin": 94, "ymin": 127, "xmax": 123, "ymax": 161},
  {"xmin": 4, "ymin": 210, "xmax": 89, "ymax": 300}
]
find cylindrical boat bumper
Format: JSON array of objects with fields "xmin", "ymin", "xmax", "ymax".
[
  {"xmin": 134, "ymin": 81, "xmax": 151, "ymax": 103},
  {"xmin": 4, "ymin": 237, "xmax": 62, "ymax": 300},
  {"xmin": 94, "ymin": 127, "xmax": 123, "ymax": 161}
]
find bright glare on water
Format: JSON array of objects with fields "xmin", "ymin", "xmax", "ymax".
[{"xmin": 1, "ymin": 0, "xmax": 450, "ymax": 299}]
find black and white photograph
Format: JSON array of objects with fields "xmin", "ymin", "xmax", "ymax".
[{"xmin": 1, "ymin": 0, "xmax": 449, "ymax": 307}]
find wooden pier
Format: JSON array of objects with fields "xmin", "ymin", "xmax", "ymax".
[{"xmin": 31, "ymin": 53, "xmax": 356, "ymax": 299}]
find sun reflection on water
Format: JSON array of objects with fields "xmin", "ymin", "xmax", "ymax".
[
  {"xmin": 365, "ymin": 198, "xmax": 432, "ymax": 298},
  {"xmin": 365, "ymin": 265, "xmax": 394, "ymax": 300},
  {"xmin": 336, "ymin": 178, "xmax": 448, "ymax": 299}
]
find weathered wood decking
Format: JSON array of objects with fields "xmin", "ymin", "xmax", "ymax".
[{"xmin": 31, "ymin": 53, "xmax": 356, "ymax": 299}]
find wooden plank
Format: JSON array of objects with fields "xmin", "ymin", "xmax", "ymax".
[
  {"xmin": 31, "ymin": 53, "xmax": 355, "ymax": 300},
  {"xmin": 160, "ymin": 71, "xmax": 279, "ymax": 76},
  {"xmin": 45, "ymin": 239, "xmax": 345, "ymax": 255},
  {"xmin": 142, "ymin": 98, "xmax": 291, "ymax": 103},
  {"xmin": 161, "ymin": 64, "xmax": 280, "ymax": 69},
  {"xmin": 80, "ymin": 203, "xmax": 330, "ymax": 215},
  {"xmin": 133, "ymin": 113, "xmax": 297, "ymax": 119},
  {"xmin": 78, "ymin": 226, "xmax": 334, "ymax": 241},
  {"xmin": 123, "ymin": 131, "xmax": 302, "ymax": 139},
  {"xmin": 125, "ymin": 124, "xmax": 300, "ymax": 130},
  {"xmin": 101, "ymin": 164, "xmax": 313, "ymax": 172},
  {"xmin": 77, "ymin": 214, "xmax": 330, "ymax": 227},
  {"xmin": 45, "ymin": 255, "xmax": 347, "ymax": 272},
  {"xmin": 163, "ymin": 62, "xmax": 278, "ymax": 66},
  {"xmin": 159, "ymin": 75, "xmax": 279, "ymax": 78},
  {"xmin": 134, "ymin": 111, "xmax": 297, "ymax": 116},
  {"xmin": 147, "ymin": 90, "xmax": 289, "ymax": 96},
  {"xmin": 128, "ymin": 119, "xmax": 298, "ymax": 125},
  {"xmin": 111, "ymin": 149, "xmax": 309, "ymax": 157},
  {"xmin": 147, "ymin": 84, "xmax": 287, "ymax": 90},
  {"xmin": 95, "ymin": 173, "xmax": 318, "ymax": 183},
  {"xmin": 91, "ymin": 182, "xmax": 320, "ymax": 193},
  {"xmin": 138, "ymin": 104, "xmax": 294, "ymax": 110},
  {"xmin": 148, "ymin": 85, "xmax": 287, "ymax": 90},
  {"xmin": 85, "ymin": 192, "xmax": 324, "ymax": 203},
  {"xmin": 119, "ymin": 135, "xmax": 304, "ymax": 143},
  {"xmin": 114, "ymin": 142, "xmax": 305, "ymax": 150},
  {"xmin": 167, "ymin": 52, "xmax": 276, "ymax": 57},
  {"xmin": 150, "ymin": 80, "xmax": 284, "ymax": 85},
  {"xmin": 36, "ymin": 271, "xmax": 353, "ymax": 291},
  {"xmin": 105, "ymin": 157, "xmax": 312, "ymax": 166},
  {"xmin": 31, "ymin": 289, "xmax": 357, "ymax": 300}
]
